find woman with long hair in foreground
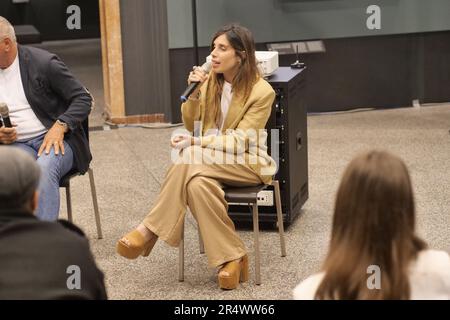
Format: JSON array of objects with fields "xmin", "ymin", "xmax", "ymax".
[{"xmin": 294, "ymin": 150, "xmax": 450, "ymax": 299}]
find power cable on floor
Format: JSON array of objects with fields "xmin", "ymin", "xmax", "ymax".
[{"xmin": 103, "ymin": 121, "xmax": 184, "ymax": 129}]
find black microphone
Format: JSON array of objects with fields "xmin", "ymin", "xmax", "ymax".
[
  {"xmin": 290, "ymin": 44, "xmax": 305, "ymax": 69},
  {"xmin": 180, "ymin": 61, "xmax": 212, "ymax": 102},
  {"xmin": 0, "ymin": 103, "xmax": 12, "ymax": 128}
]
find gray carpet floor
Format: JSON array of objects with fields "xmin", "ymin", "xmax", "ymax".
[{"xmin": 37, "ymin": 40, "xmax": 450, "ymax": 300}]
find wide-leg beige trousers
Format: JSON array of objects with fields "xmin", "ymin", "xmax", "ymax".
[{"xmin": 142, "ymin": 146, "xmax": 262, "ymax": 268}]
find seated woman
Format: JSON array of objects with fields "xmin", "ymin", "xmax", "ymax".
[
  {"xmin": 117, "ymin": 24, "xmax": 277, "ymax": 290},
  {"xmin": 293, "ymin": 150, "xmax": 450, "ymax": 299}
]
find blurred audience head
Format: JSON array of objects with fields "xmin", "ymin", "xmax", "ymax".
[
  {"xmin": 316, "ymin": 150, "xmax": 427, "ymax": 299},
  {"xmin": 0, "ymin": 147, "xmax": 40, "ymax": 213}
]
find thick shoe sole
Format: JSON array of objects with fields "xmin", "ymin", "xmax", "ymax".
[
  {"xmin": 218, "ymin": 256, "xmax": 249, "ymax": 290},
  {"xmin": 116, "ymin": 240, "xmax": 142, "ymax": 259}
]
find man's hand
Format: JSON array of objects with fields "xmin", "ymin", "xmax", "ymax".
[
  {"xmin": 0, "ymin": 126, "xmax": 17, "ymax": 144},
  {"xmin": 38, "ymin": 122, "xmax": 66, "ymax": 156}
]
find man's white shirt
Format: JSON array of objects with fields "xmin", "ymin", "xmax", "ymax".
[{"xmin": 0, "ymin": 53, "xmax": 47, "ymax": 141}]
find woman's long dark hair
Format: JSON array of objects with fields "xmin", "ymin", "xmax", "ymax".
[
  {"xmin": 206, "ymin": 23, "xmax": 260, "ymax": 128},
  {"xmin": 315, "ymin": 150, "xmax": 427, "ymax": 299}
]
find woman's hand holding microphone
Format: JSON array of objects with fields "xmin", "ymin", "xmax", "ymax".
[
  {"xmin": 171, "ymin": 65, "xmax": 209, "ymax": 149},
  {"xmin": 187, "ymin": 65, "xmax": 209, "ymax": 100}
]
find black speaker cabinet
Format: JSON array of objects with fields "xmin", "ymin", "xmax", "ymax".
[{"xmin": 229, "ymin": 67, "xmax": 309, "ymax": 227}]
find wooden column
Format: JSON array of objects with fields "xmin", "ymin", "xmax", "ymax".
[{"xmin": 99, "ymin": 0, "xmax": 125, "ymax": 120}]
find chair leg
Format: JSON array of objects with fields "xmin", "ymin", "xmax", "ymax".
[
  {"xmin": 178, "ymin": 219, "xmax": 185, "ymax": 282},
  {"xmin": 252, "ymin": 203, "xmax": 261, "ymax": 285},
  {"xmin": 65, "ymin": 185, "xmax": 73, "ymax": 222},
  {"xmin": 273, "ymin": 180, "xmax": 286, "ymax": 257},
  {"xmin": 88, "ymin": 168, "xmax": 103, "ymax": 239},
  {"xmin": 198, "ymin": 228, "xmax": 205, "ymax": 254}
]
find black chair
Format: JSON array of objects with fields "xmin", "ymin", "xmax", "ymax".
[
  {"xmin": 178, "ymin": 180, "xmax": 286, "ymax": 285},
  {"xmin": 59, "ymin": 90, "xmax": 103, "ymax": 239},
  {"xmin": 60, "ymin": 167, "xmax": 102, "ymax": 239}
]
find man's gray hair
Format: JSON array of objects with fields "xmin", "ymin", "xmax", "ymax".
[
  {"xmin": 0, "ymin": 147, "xmax": 40, "ymax": 211},
  {"xmin": 0, "ymin": 16, "xmax": 17, "ymax": 43}
]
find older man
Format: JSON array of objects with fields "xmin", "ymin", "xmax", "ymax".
[
  {"xmin": 0, "ymin": 147, "xmax": 106, "ymax": 299},
  {"xmin": 0, "ymin": 16, "xmax": 92, "ymax": 221}
]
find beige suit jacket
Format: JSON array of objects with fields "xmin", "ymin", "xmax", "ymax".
[{"xmin": 181, "ymin": 77, "xmax": 277, "ymax": 184}]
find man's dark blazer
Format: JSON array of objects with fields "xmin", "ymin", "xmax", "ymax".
[
  {"xmin": 0, "ymin": 208, "xmax": 107, "ymax": 300},
  {"xmin": 18, "ymin": 45, "xmax": 92, "ymax": 174}
]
